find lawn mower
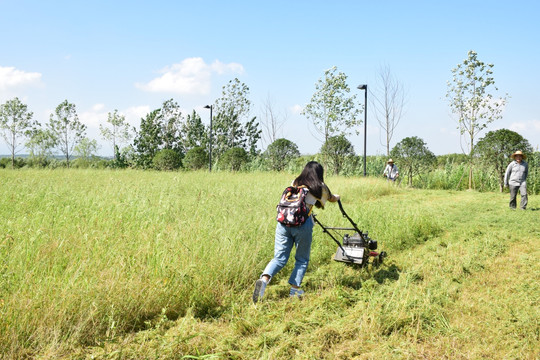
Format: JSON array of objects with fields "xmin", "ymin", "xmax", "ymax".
[{"xmin": 313, "ymin": 200, "xmax": 387, "ymax": 266}]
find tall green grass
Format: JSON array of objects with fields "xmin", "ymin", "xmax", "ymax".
[{"xmin": 0, "ymin": 169, "xmax": 538, "ymax": 359}]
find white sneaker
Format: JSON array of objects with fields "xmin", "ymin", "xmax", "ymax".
[{"xmin": 252, "ymin": 279, "xmax": 267, "ymax": 303}]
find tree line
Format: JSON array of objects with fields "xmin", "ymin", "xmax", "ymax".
[{"xmin": 1, "ymin": 51, "xmax": 535, "ymax": 193}]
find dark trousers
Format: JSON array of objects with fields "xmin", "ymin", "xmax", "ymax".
[{"xmin": 509, "ymin": 184, "xmax": 528, "ymax": 209}]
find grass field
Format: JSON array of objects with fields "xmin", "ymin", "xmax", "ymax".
[{"xmin": 0, "ymin": 169, "xmax": 538, "ymax": 359}]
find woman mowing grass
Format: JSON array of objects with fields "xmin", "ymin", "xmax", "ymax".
[{"xmin": 253, "ymin": 161, "xmax": 340, "ymax": 303}]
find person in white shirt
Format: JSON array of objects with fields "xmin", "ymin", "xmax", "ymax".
[
  {"xmin": 383, "ymin": 159, "xmax": 399, "ymax": 182},
  {"xmin": 504, "ymin": 150, "xmax": 528, "ymax": 210}
]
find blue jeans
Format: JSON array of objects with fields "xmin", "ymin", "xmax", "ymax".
[{"xmin": 262, "ymin": 216, "xmax": 314, "ymax": 287}]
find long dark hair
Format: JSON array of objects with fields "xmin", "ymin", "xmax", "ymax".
[{"xmin": 293, "ymin": 161, "xmax": 329, "ymax": 208}]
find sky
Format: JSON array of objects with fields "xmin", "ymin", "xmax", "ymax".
[{"xmin": 1, "ymin": 0, "xmax": 539, "ymax": 157}]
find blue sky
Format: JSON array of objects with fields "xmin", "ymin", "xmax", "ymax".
[{"xmin": 1, "ymin": 0, "xmax": 539, "ymax": 157}]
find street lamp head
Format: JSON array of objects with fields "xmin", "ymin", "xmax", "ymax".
[
  {"xmin": 204, "ymin": 105, "xmax": 212, "ymax": 109},
  {"xmin": 357, "ymin": 84, "xmax": 367, "ymax": 90}
]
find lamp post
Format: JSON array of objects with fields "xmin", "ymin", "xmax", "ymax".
[
  {"xmin": 204, "ymin": 105, "xmax": 213, "ymax": 172},
  {"xmin": 357, "ymin": 84, "xmax": 368, "ymax": 176}
]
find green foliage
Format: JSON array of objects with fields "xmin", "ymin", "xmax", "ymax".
[
  {"xmin": 0, "ymin": 97, "xmax": 36, "ymax": 167},
  {"xmin": 526, "ymin": 152, "xmax": 540, "ymax": 194},
  {"xmin": 99, "ymin": 109, "xmax": 132, "ymax": 159},
  {"xmin": 436, "ymin": 153, "xmax": 468, "ymax": 167},
  {"xmin": 48, "ymin": 100, "xmax": 87, "ymax": 167},
  {"xmin": 390, "ymin": 136, "xmax": 436, "ymax": 186},
  {"xmin": 210, "ymin": 78, "xmax": 261, "ymax": 160},
  {"xmin": 264, "ymin": 138, "xmax": 300, "ymax": 171},
  {"xmin": 133, "ymin": 100, "xmax": 185, "ymax": 169},
  {"xmin": 24, "ymin": 155, "xmax": 50, "ymax": 168},
  {"xmin": 475, "ymin": 129, "xmax": 533, "ymax": 191},
  {"xmin": 181, "ymin": 110, "xmax": 207, "ymax": 151},
  {"xmin": 446, "ymin": 50, "xmax": 508, "ymax": 189},
  {"xmin": 183, "ymin": 146, "xmax": 208, "ymax": 170},
  {"xmin": 244, "ymin": 116, "xmax": 262, "ymax": 156},
  {"xmin": 302, "ymin": 66, "xmax": 361, "ymax": 142},
  {"xmin": 211, "ymin": 111, "xmax": 244, "ymax": 159},
  {"xmin": 446, "ymin": 50, "xmax": 507, "ymax": 148},
  {"xmin": 74, "ymin": 137, "xmax": 100, "ymax": 161},
  {"xmin": 108, "ymin": 145, "xmax": 135, "ymax": 169},
  {"xmin": 152, "ymin": 149, "xmax": 182, "ymax": 171},
  {"xmin": 159, "ymin": 99, "xmax": 184, "ymax": 153},
  {"xmin": 25, "ymin": 128, "xmax": 57, "ymax": 166},
  {"xmin": 320, "ymin": 135, "xmax": 355, "ymax": 175},
  {"xmin": 0, "ymin": 156, "xmax": 26, "ymax": 168},
  {"xmin": 133, "ymin": 109, "xmax": 162, "ymax": 169},
  {"xmin": 218, "ymin": 147, "xmax": 248, "ymax": 171},
  {"xmin": 214, "ymin": 78, "xmax": 251, "ymax": 122}
]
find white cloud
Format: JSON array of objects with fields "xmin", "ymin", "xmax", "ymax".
[
  {"xmin": 135, "ymin": 57, "xmax": 244, "ymax": 95},
  {"xmin": 79, "ymin": 106, "xmax": 107, "ymax": 129},
  {"xmin": 210, "ymin": 60, "xmax": 244, "ymax": 75},
  {"xmin": 122, "ymin": 105, "xmax": 151, "ymax": 128},
  {"xmin": 0, "ymin": 66, "xmax": 42, "ymax": 91},
  {"xmin": 92, "ymin": 103, "xmax": 105, "ymax": 112},
  {"xmin": 79, "ymin": 104, "xmax": 150, "ymax": 131}
]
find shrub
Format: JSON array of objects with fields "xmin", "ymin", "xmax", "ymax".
[
  {"xmin": 152, "ymin": 149, "xmax": 182, "ymax": 171},
  {"xmin": 219, "ymin": 147, "xmax": 248, "ymax": 171},
  {"xmin": 320, "ymin": 135, "xmax": 355, "ymax": 175},
  {"xmin": 264, "ymin": 138, "xmax": 300, "ymax": 171},
  {"xmin": 183, "ymin": 147, "xmax": 208, "ymax": 170},
  {"xmin": 25, "ymin": 156, "xmax": 50, "ymax": 168},
  {"xmin": 0, "ymin": 157, "xmax": 26, "ymax": 169}
]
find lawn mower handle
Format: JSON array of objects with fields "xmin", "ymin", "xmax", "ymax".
[{"xmin": 337, "ymin": 200, "xmax": 366, "ymax": 240}]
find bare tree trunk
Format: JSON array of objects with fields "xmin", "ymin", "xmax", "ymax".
[
  {"xmin": 371, "ymin": 65, "xmax": 406, "ymax": 157},
  {"xmin": 11, "ymin": 132, "xmax": 15, "ymax": 168},
  {"xmin": 260, "ymin": 95, "xmax": 285, "ymax": 149}
]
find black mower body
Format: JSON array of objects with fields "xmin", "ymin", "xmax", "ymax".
[{"xmin": 314, "ymin": 200, "xmax": 386, "ymax": 266}]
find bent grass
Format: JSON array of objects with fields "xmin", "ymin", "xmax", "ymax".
[{"xmin": 0, "ymin": 169, "xmax": 538, "ymax": 359}]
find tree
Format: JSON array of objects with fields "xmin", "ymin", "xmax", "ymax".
[
  {"xmin": 320, "ymin": 135, "xmax": 355, "ymax": 175},
  {"xmin": 181, "ymin": 110, "xmax": 207, "ymax": 151},
  {"xmin": 244, "ymin": 116, "xmax": 262, "ymax": 156},
  {"xmin": 48, "ymin": 100, "xmax": 86, "ymax": 167},
  {"xmin": 371, "ymin": 65, "xmax": 406, "ymax": 156},
  {"xmin": 74, "ymin": 137, "xmax": 100, "ymax": 161},
  {"xmin": 475, "ymin": 129, "xmax": 532, "ymax": 192},
  {"xmin": 214, "ymin": 78, "xmax": 251, "ymax": 123},
  {"xmin": 133, "ymin": 109, "xmax": 162, "ymax": 169},
  {"xmin": 390, "ymin": 136, "xmax": 436, "ymax": 186},
  {"xmin": 265, "ymin": 138, "xmax": 300, "ymax": 171},
  {"xmin": 99, "ymin": 109, "xmax": 132, "ymax": 159},
  {"xmin": 25, "ymin": 127, "xmax": 57, "ymax": 167},
  {"xmin": 159, "ymin": 99, "xmax": 183, "ymax": 153},
  {"xmin": 302, "ymin": 66, "xmax": 361, "ymax": 143},
  {"xmin": 212, "ymin": 79, "xmax": 261, "ymax": 160},
  {"xmin": 446, "ymin": 50, "xmax": 508, "ymax": 190},
  {"xmin": 0, "ymin": 97, "xmax": 35, "ymax": 167},
  {"xmin": 260, "ymin": 94, "xmax": 286, "ymax": 148},
  {"xmin": 212, "ymin": 111, "xmax": 244, "ymax": 159},
  {"xmin": 213, "ymin": 78, "xmax": 250, "ymax": 155},
  {"xmin": 132, "ymin": 99, "xmax": 184, "ymax": 169}
]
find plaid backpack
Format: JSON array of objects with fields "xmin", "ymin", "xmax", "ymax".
[{"xmin": 276, "ymin": 185, "xmax": 312, "ymax": 227}]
